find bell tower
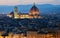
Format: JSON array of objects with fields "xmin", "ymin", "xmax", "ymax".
[{"xmin": 14, "ymin": 6, "xmax": 18, "ymax": 19}]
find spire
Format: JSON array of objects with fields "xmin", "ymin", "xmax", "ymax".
[
  {"xmin": 31, "ymin": 2, "xmax": 38, "ymax": 11},
  {"xmin": 33, "ymin": 2, "xmax": 35, "ymax": 6}
]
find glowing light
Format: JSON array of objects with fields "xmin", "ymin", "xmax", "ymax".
[{"xmin": 24, "ymin": 37, "xmax": 27, "ymax": 38}]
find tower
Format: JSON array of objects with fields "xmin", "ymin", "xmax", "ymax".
[
  {"xmin": 29, "ymin": 3, "xmax": 40, "ymax": 18},
  {"xmin": 14, "ymin": 6, "xmax": 18, "ymax": 19}
]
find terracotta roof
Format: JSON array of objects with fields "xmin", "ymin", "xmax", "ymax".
[{"xmin": 30, "ymin": 5, "xmax": 39, "ymax": 12}]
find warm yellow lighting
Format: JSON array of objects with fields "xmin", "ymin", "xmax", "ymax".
[
  {"xmin": 20, "ymin": 15, "xmax": 29, "ymax": 19},
  {"xmin": 0, "ymin": 36, "xmax": 3, "ymax": 38},
  {"xmin": 24, "ymin": 37, "xmax": 27, "ymax": 38},
  {"xmin": 7, "ymin": 14, "xmax": 12, "ymax": 18},
  {"xmin": 5, "ymin": 36, "xmax": 8, "ymax": 38},
  {"xmin": 0, "ymin": 32, "xmax": 59, "ymax": 38},
  {"xmin": 14, "ymin": 17, "xmax": 18, "ymax": 19}
]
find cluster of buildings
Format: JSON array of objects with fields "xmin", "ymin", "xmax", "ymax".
[
  {"xmin": 7, "ymin": 4, "xmax": 42, "ymax": 19},
  {"xmin": 0, "ymin": 3, "xmax": 60, "ymax": 38},
  {"xmin": 0, "ymin": 30, "xmax": 60, "ymax": 38}
]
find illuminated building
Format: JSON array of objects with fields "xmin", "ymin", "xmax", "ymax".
[
  {"xmin": 13, "ymin": 6, "xmax": 19, "ymax": 19},
  {"xmin": 0, "ymin": 30, "xmax": 60, "ymax": 38},
  {"xmin": 29, "ymin": 4, "xmax": 40, "ymax": 18},
  {"xmin": 7, "ymin": 4, "xmax": 42, "ymax": 19}
]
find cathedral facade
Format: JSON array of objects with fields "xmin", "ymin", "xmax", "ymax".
[{"xmin": 7, "ymin": 4, "xmax": 41, "ymax": 19}]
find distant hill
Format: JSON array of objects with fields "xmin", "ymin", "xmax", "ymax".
[{"xmin": 0, "ymin": 4, "xmax": 60, "ymax": 14}]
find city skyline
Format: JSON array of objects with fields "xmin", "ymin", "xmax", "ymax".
[
  {"xmin": 0, "ymin": 0, "xmax": 60, "ymax": 14},
  {"xmin": 0, "ymin": 0, "xmax": 60, "ymax": 38},
  {"xmin": 0, "ymin": 0, "xmax": 60, "ymax": 5}
]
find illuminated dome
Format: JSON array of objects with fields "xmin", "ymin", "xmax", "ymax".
[
  {"xmin": 30, "ymin": 5, "xmax": 39, "ymax": 12},
  {"xmin": 30, "ymin": 4, "xmax": 39, "ymax": 15}
]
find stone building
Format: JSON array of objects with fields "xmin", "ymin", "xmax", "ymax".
[{"xmin": 7, "ymin": 4, "xmax": 42, "ymax": 19}]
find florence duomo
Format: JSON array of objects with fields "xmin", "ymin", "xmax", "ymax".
[
  {"xmin": 0, "ymin": 0, "xmax": 60, "ymax": 38},
  {"xmin": 7, "ymin": 3, "xmax": 42, "ymax": 19}
]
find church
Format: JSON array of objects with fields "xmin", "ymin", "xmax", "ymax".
[{"xmin": 7, "ymin": 4, "xmax": 42, "ymax": 19}]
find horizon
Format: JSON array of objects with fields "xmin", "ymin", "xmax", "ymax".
[
  {"xmin": 0, "ymin": 0, "xmax": 60, "ymax": 14},
  {"xmin": 0, "ymin": 0, "xmax": 60, "ymax": 5},
  {"xmin": 0, "ymin": 4, "xmax": 60, "ymax": 14},
  {"xmin": 0, "ymin": 4, "xmax": 60, "ymax": 6}
]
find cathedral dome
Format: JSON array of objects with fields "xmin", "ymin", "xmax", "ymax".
[
  {"xmin": 30, "ymin": 5, "xmax": 39, "ymax": 12},
  {"xmin": 30, "ymin": 4, "xmax": 39, "ymax": 15}
]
